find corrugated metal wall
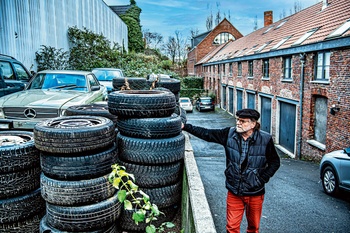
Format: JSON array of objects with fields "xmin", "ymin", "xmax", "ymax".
[{"xmin": 0, "ymin": 0, "xmax": 128, "ymax": 71}]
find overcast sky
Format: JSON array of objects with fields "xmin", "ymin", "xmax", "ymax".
[{"xmin": 103, "ymin": 0, "xmax": 321, "ymax": 44}]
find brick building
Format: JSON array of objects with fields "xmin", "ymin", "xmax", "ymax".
[
  {"xmin": 187, "ymin": 18, "xmax": 243, "ymax": 76},
  {"xmin": 188, "ymin": 0, "xmax": 350, "ymax": 161}
]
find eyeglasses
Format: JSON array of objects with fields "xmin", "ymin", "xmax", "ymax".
[{"xmin": 236, "ymin": 118, "xmax": 251, "ymax": 124}]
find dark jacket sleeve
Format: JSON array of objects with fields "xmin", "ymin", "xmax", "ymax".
[
  {"xmin": 183, "ymin": 123, "xmax": 230, "ymax": 146},
  {"xmin": 260, "ymin": 138, "xmax": 281, "ymax": 183}
]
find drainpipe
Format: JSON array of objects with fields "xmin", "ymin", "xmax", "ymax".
[{"xmin": 298, "ymin": 53, "xmax": 306, "ymax": 159}]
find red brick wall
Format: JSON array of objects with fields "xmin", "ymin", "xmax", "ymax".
[{"xmin": 203, "ymin": 48, "xmax": 350, "ymax": 161}]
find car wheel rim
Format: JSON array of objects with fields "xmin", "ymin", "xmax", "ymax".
[
  {"xmin": 0, "ymin": 135, "xmax": 31, "ymax": 146},
  {"xmin": 323, "ymin": 170, "xmax": 335, "ymax": 193},
  {"xmin": 49, "ymin": 118, "xmax": 102, "ymax": 128}
]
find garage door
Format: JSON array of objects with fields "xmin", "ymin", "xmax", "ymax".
[
  {"xmin": 279, "ymin": 101, "xmax": 296, "ymax": 153},
  {"xmin": 260, "ymin": 96, "xmax": 271, "ymax": 133}
]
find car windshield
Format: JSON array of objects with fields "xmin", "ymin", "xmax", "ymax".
[
  {"xmin": 27, "ymin": 73, "xmax": 87, "ymax": 91},
  {"xmin": 180, "ymin": 99, "xmax": 190, "ymax": 103},
  {"xmin": 201, "ymin": 99, "xmax": 212, "ymax": 103},
  {"xmin": 93, "ymin": 70, "xmax": 123, "ymax": 81}
]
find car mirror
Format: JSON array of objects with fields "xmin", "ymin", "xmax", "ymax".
[
  {"xmin": 91, "ymin": 86, "xmax": 100, "ymax": 91},
  {"xmin": 344, "ymin": 147, "xmax": 350, "ymax": 156}
]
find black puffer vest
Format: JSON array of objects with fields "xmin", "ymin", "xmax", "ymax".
[{"xmin": 225, "ymin": 127, "xmax": 272, "ymax": 196}]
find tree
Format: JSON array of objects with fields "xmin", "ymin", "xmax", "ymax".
[
  {"xmin": 120, "ymin": 2, "xmax": 144, "ymax": 52},
  {"xmin": 143, "ymin": 29, "xmax": 163, "ymax": 49},
  {"xmin": 163, "ymin": 36, "xmax": 177, "ymax": 64}
]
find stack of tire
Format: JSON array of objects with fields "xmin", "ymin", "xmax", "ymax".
[
  {"xmin": 112, "ymin": 77, "xmax": 148, "ymax": 91},
  {"xmin": 108, "ymin": 90, "xmax": 185, "ymax": 232},
  {"xmin": 33, "ymin": 116, "xmax": 121, "ymax": 233},
  {"xmin": 0, "ymin": 131, "xmax": 45, "ymax": 233}
]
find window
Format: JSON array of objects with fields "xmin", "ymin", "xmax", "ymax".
[
  {"xmin": 238, "ymin": 62, "xmax": 242, "ymax": 76},
  {"xmin": 0, "ymin": 61, "xmax": 14, "ymax": 80},
  {"xmin": 327, "ymin": 19, "xmax": 350, "ymax": 38},
  {"xmin": 275, "ymin": 20, "xmax": 288, "ymax": 29},
  {"xmin": 315, "ymin": 51, "xmax": 330, "ymax": 81},
  {"xmin": 248, "ymin": 61, "xmax": 254, "ymax": 77},
  {"xmin": 271, "ymin": 36, "xmax": 292, "ymax": 50},
  {"xmin": 292, "ymin": 28, "xmax": 319, "ymax": 46},
  {"xmin": 262, "ymin": 59, "xmax": 269, "ymax": 78},
  {"xmin": 229, "ymin": 63, "xmax": 233, "ymax": 75},
  {"xmin": 213, "ymin": 32, "xmax": 235, "ymax": 45},
  {"xmin": 256, "ymin": 41, "xmax": 272, "ymax": 53},
  {"xmin": 313, "ymin": 96, "xmax": 327, "ymax": 145},
  {"xmin": 13, "ymin": 63, "xmax": 30, "ymax": 81},
  {"xmin": 283, "ymin": 57, "xmax": 292, "ymax": 79}
]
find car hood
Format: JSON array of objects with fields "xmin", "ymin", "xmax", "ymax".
[
  {"xmin": 323, "ymin": 150, "xmax": 349, "ymax": 160},
  {"xmin": 99, "ymin": 81, "xmax": 113, "ymax": 89},
  {"xmin": 0, "ymin": 89, "xmax": 89, "ymax": 108}
]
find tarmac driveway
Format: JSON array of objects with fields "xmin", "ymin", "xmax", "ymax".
[{"xmin": 185, "ymin": 108, "xmax": 350, "ymax": 233}]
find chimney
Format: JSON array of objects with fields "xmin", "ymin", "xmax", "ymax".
[
  {"xmin": 322, "ymin": 0, "xmax": 328, "ymax": 10},
  {"xmin": 264, "ymin": 11, "xmax": 273, "ymax": 27}
]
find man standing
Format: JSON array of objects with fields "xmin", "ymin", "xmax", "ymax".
[{"xmin": 182, "ymin": 108, "xmax": 280, "ymax": 233}]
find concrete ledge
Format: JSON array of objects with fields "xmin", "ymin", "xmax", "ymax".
[{"xmin": 181, "ymin": 132, "xmax": 217, "ymax": 233}]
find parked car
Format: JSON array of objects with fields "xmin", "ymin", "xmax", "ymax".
[
  {"xmin": 195, "ymin": 97, "xmax": 215, "ymax": 112},
  {"xmin": 92, "ymin": 68, "xmax": 124, "ymax": 93},
  {"xmin": 0, "ymin": 54, "xmax": 33, "ymax": 97},
  {"xmin": 0, "ymin": 70, "xmax": 107, "ymax": 130},
  {"xmin": 179, "ymin": 97, "xmax": 193, "ymax": 113},
  {"xmin": 320, "ymin": 147, "xmax": 350, "ymax": 195}
]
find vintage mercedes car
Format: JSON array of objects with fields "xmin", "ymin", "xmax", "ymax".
[{"xmin": 0, "ymin": 70, "xmax": 107, "ymax": 130}]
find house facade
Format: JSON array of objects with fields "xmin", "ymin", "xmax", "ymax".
[
  {"xmin": 187, "ymin": 18, "xmax": 243, "ymax": 76},
  {"xmin": 189, "ymin": 0, "xmax": 350, "ymax": 161}
]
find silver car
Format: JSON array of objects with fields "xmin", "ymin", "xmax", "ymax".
[
  {"xmin": 92, "ymin": 68, "xmax": 124, "ymax": 93},
  {"xmin": 0, "ymin": 70, "xmax": 107, "ymax": 130},
  {"xmin": 320, "ymin": 147, "xmax": 350, "ymax": 195}
]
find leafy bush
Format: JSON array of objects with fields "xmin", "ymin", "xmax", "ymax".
[{"xmin": 35, "ymin": 45, "xmax": 70, "ymax": 71}]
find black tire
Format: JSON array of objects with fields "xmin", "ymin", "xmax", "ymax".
[
  {"xmin": 40, "ymin": 215, "xmax": 118, "ymax": 233},
  {"xmin": 0, "ymin": 188, "xmax": 45, "ymax": 224},
  {"xmin": 0, "ymin": 131, "xmax": 39, "ymax": 174},
  {"xmin": 65, "ymin": 103, "xmax": 118, "ymax": 123},
  {"xmin": 108, "ymin": 90, "xmax": 176, "ymax": 118},
  {"xmin": 117, "ymin": 133, "xmax": 185, "ymax": 165},
  {"xmin": 112, "ymin": 77, "xmax": 147, "ymax": 90},
  {"xmin": 34, "ymin": 116, "xmax": 115, "ymax": 154},
  {"xmin": 46, "ymin": 192, "xmax": 121, "ymax": 232},
  {"xmin": 321, "ymin": 166, "xmax": 339, "ymax": 195},
  {"xmin": 0, "ymin": 212, "xmax": 45, "ymax": 233},
  {"xmin": 119, "ymin": 204, "xmax": 179, "ymax": 232},
  {"xmin": 155, "ymin": 78, "xmax": 181, "ymax": 94},
  {"xmin": 116, "ymin": 159, "xmax": 183, "ymax": 188},
  {"xmin": 41, "ymin": 174, "xmax": 116, "ymax": 206},
  {"xmin": 141, "ymin": 180, "xmax": 182, "ymax": 209},
  {"xmin": 40, "ymin": 143, "xmax": 117, "ymax": 180},
  {"xmin": 117, "ymin": 114, "xmax": 182, "ymax": 139},
  {"xmin": 0, "ymin": 166, "xmax": 41, "ymax": 199}
]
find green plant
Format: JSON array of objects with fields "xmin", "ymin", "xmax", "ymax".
[
  {"xmin": 108, "ymin": 164, "xmax": 177, "ymax": 233},
  {"xmin": 35, "ymin": 45, "xmax": 70, "ymax": 71}
]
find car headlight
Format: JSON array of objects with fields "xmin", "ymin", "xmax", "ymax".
[
  {"xmin": 60, "ymin": 109, "xmax": 67, "ymax": 116},
  {"xmin": 0, "ymin": 108, "xmax": 4, "ymax": 118}
]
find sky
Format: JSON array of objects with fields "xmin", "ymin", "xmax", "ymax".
[{"xmin": 103, "ymin": 0, "xmax": 322, "ymax": 44}]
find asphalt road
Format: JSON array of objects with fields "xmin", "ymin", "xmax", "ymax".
[{"xmin": 185, "ymin": 108, "xmax": 350, "ymax": 233}]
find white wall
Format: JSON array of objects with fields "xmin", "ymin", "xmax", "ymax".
[{"xmin": 0, "ymin": 0, "xmax": 128, "ymax": 71}]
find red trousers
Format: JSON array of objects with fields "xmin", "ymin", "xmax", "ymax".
[{"xmin": 226, "ymin": 191, "xmax": 264, "ymax": 233}]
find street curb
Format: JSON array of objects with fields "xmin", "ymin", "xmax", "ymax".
[{"xmin": 181, "ymin": 132, "xmax": 217, "ymax": 233}]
